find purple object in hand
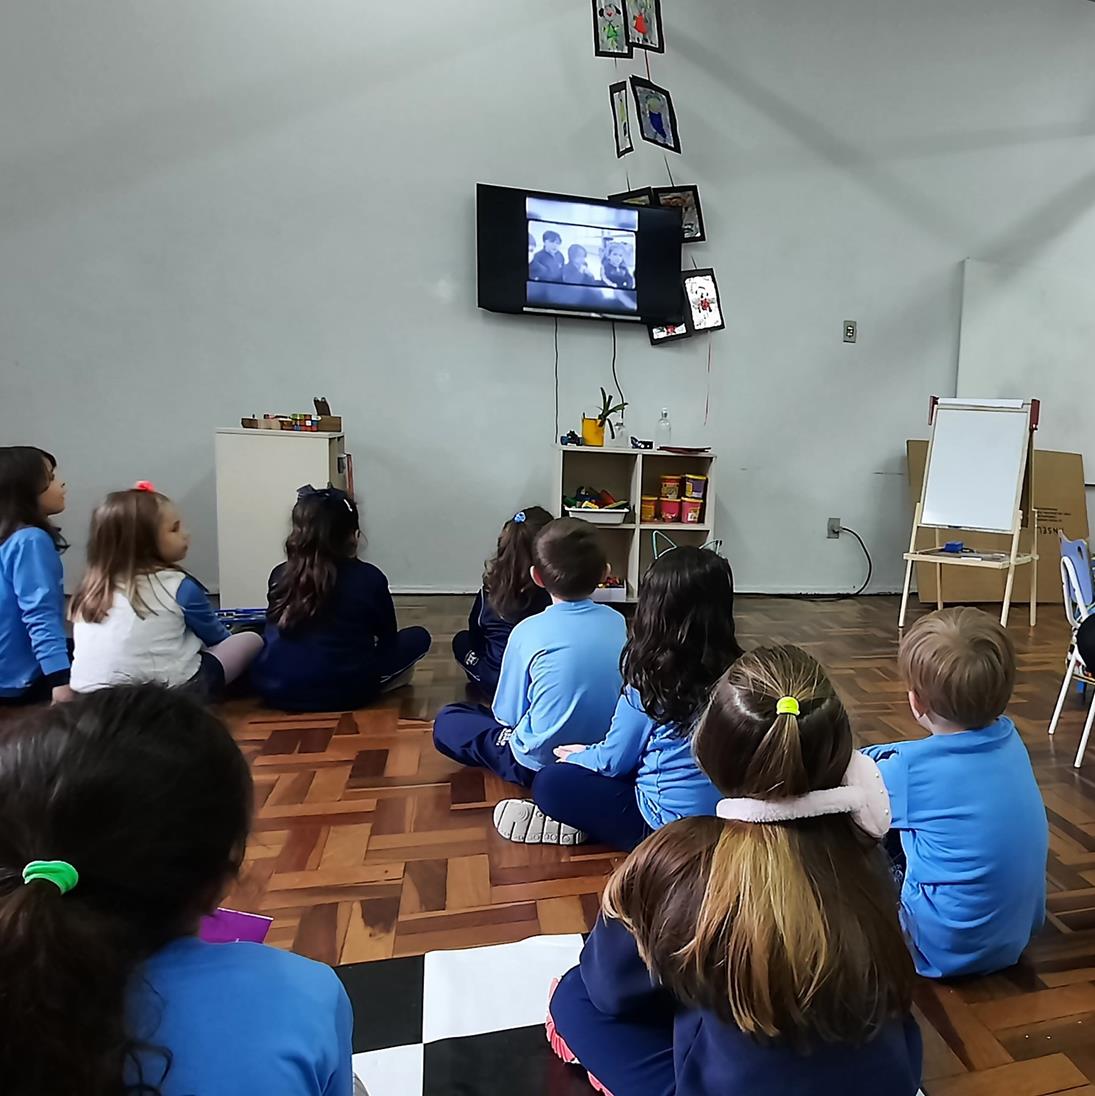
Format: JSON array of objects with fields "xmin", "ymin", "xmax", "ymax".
[{"xmin": 199, "ymin": 907, "xmax": 273, "ymax": 944}]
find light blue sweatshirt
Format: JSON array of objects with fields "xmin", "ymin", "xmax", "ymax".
[
  {"xmin": 492, "ymin": 599, "xmax": 627, "ymax": 771},
  {"xmin": 863, "ymin": 717, "xmax": 1047, "ymax": 978},
  {"xmin": 130, "ymin": 937, "xmax": 352, "ymax": 1095},
  {"xmin": 0, "ymin": 527, "xmax": 69, "ymax": 695},
  {"xmin": 564, "ymin": 687, "xmax": 721, "ymax": 828}
]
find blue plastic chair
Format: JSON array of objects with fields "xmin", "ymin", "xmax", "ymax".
[{"xmin": 1048, "ymin": 533, "xmax": 1095, "ymax": 767}]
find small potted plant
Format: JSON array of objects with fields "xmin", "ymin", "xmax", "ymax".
[{"xmin": 581, "ymin": 387, "xmax": 628, "ymax": 448}]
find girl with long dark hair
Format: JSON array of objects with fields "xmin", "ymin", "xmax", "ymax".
[
  {"xmin": 0, "ymin": 683, "xmax": 352, "ymax": 1095},
  {"xmin": 494, "ymin": 545, "xmax": 744, "ymax": 849},
  {"xmin": 254, "ymin": 485, "xmax": 431, "ymax": 711},
  {"xmin": 0, "ymin": 445, "xmax": 72, "ymax": 704},
  {"xmin": 452, "ymin": 506, "xmax": 552, "ymax": 693}
]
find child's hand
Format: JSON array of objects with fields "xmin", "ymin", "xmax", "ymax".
[
  {"xmin": 554, "ymin": 744, "xmax": 587, "ymax": 761},
  {"xmin": 51, "ymin": 685, "xmax": 77, "ymax": 705}
]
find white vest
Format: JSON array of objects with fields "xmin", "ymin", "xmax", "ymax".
[{"xmin": 71, "ymin": 570, "xmax": 204, "ymax": 692}]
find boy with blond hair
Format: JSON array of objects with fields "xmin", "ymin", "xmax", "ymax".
[{"xmin": 863, "ymin": 607, "xmax": 1047, "ymax": 978}]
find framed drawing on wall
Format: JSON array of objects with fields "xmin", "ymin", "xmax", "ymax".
[
  {"xmin": 683, "ymin": 268, "xmax": 725, "ymax": 333},
  {"xmin": 653, "ymin": 184, "xmax": 705, "ymax": 243},
  {"xmin": 609, "ymin": 186, "xmax": 656, "ymax": 206},
  {"xmin": 625, "ymin": 0, "xmax": 665, "ymax": 53},
  {"xmin": 630, "ymin": 76, "xmax": 681, "ymax": 154},
  {"xmin": 609, "ymin": 81, "xmax": 634, "ymax": 158},
  {"xmin": 592, "ymin": 0, "xmax": 632, "ymax": 57}
]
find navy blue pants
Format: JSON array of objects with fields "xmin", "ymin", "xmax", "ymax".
[
  {"xmin": 533, "ymin": 764, "xmax": 653, "ymax": 851},
  {"xmin": 259, "ymin": 626, "xmax": 432, "ymax": 713},
  {"xmin": 549, "ymin": 967, "xmax": 675, "ymax": 1096},
  {"xmin": 432, "ymin": 702, "xmax": 536, "ymax": 787},
  {"xmin": 451, "ymin": 631, "xmax": 501, "ymax": 695}
]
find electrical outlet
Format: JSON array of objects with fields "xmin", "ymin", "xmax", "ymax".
[
  {"xmin": 827, "ymin": 517, "xmax": 842, "ymax": 539},
  {"xmin": 843, "ymin": 320, "xmax": 857, "ymax": 343}
]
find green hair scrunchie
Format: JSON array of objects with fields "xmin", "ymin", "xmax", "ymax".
[{"xmin": 22, "ymin": 860, "xmax": 79, "ymax": 895}]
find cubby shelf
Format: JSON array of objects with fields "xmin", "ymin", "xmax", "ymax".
[{"xmin": 554, "ymin": 446, "xmax": 717, "ymax": 602}]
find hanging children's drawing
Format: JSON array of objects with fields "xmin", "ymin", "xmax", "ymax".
[
  {"xmin": 683, "ymin": 268, "xmax": 725, "ymax": 332},
  {"xmin": 609, "ymin": 81, "xmax": 634, "ymax": 158},
  {"xmin": 609, "ymin": 187, "xmax": 656, "ymax": 206},
  {"xmin": 592, "ymin": 0, "xmax": 632, "ymax": 57},
  {"xmin": 625, "ymin": 0, "xmax": 665, "ymax": 52},
  {"xmin": 630, "ymin": 76, "xmax": 681, "ymax": 154},
  {"xmin": 654, "ymin": 185, "xmax": 705, "ymax": 242},
  {"xmin": 649, "ymin": 316, "xmax": 693, "ymax": 346}
]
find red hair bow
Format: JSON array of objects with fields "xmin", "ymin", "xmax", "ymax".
[{"xmin": 134, "ymin": 480, "xmax": 157, "ymax": 493}]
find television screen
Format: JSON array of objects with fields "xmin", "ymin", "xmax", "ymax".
[{"xmin": 477, "ymin": 184, "xmax": 683, "ymax": 323}]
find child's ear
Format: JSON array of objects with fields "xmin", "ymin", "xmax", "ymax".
[
  {"xmin": 529, "ymin": 564, "xmax": 547, "ymax": 589},
  {"xmin": 907, "ymin": 689, "xmax": 926, "ymax": 721}
]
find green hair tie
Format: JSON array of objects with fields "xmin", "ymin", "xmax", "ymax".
[{"xmin": 22, "ymin": 860, "xmax": 79, "ymax": 895}]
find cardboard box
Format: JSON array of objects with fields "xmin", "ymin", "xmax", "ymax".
[{"xmin": 906, "ymin": 442, "xmax": 1087, "ymax": 604}]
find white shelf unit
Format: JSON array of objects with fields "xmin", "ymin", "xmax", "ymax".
[
  {"xmin": 553, "ymin": 446, "xmax": 717, "ymax": 602},
  {"xmin": 215, "ymin": 428, "xmax": 350, "ymax": 607}
]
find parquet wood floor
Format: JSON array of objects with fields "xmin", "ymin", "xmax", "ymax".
[{"xmin": 223, "ymin": 594, "xmax": 1095, "ymax": 1094}]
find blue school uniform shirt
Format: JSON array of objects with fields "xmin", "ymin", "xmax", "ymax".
[
  {"xmin": 130, "ymin": 937, "xmax": 353, "ymax": 1096},
  {"xmin": 0, "ymin": 527, "xmax": 69, "ymax": 696},
  {"xmin": 564, "ymin": 687, "xmax": 720, "ymax": 828},
  {"xmin": 863, "ymin": 717, "xmax": 1047, "ymax": 978},
  {"xmin": 461, "ymin": 585, "xmax": 551, "ymax": 692},
  {"xmin": 254, "ymin": 559, "xmax": 398, "ymax": 711},
  {"xmin": 569, "ymin": 916, "xmax": 923, "ymax": 1096},
  {"xmin": 492, "ymin": 599, "xmax": 627, "ymax": 771}
]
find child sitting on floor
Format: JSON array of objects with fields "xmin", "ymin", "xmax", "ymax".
[
  {"xmin": 0, "ymin": 684, "xmax": 352, "ymax": 1096},
  {"xmin": 0, "ymin": 446, "xmax": 73, "ymax": 705},
  {"xmin": 433, "ymin": 518, "xmax": 627, "ymax": 789},
  {"xmin": 452, "ymin": 506, "xmax": 552, "ymax": 694},
  {"xmin": 548, "ymin": 646, "xmax": 922, "ymax": 1096},
  {"xmin": 253, "ymin": 485, "xmax": 431, "ymax": 712},
  {"xmin": 69, "ymin": 484, "xmax": 262, "ymax": 698},
  {"xmin": 494, "ymin": 545, "xmax": 744, "ymax": 849},
  {"xmin": 862, "ymin": 606, "xmax": 1047, "ymax": 978}
]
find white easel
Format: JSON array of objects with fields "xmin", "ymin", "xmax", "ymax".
[{"xmin": 898, "ymin": 398, "xmax": 1039, "ymax": 629}]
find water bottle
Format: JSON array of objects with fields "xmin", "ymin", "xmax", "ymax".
[{"xmin": 656, "ymin": 408, "xmax": 673, "ymax": 448}]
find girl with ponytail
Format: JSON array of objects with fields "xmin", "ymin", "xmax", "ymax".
[
  {"xmin": 452, "ymin": 506, "xmax": 553, "ymax": 694},
  {"xmin": 547, "ymin": 646, "xmax": 922, "ymax": 1096},
  {"xmin": 0, "ymin": 684, "xmax": 352, "ymax": 1095}
]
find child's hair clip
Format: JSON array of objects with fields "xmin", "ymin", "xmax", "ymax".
[
  {"xmin": 134, "ymin": 480, "xmax": 157, "ymax": 493},
  {"xmin": 513, "ymin": 511, "xmax": 527, "ymax": 524}
]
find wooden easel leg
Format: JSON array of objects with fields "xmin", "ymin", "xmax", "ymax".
[
  {"xmin": 1000, "ymin": 523, "xmax": 1022, "ymax": 627},
  {"xmin": 899, "ymin": 558, "xmax": 915, "ymax": 629},
  {"xmin": 1001, "ymin": 563, "xmax": 1016, "ymax": 627},
  {"xmin": 934, "ymin": 528, "xmax": 943, "ymax": 611},
  {"xmin": 1030, "ymin": 560, "xmax": 1038, "ymax": 628}
]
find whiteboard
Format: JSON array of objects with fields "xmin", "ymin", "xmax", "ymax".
[
  {"xmin": 957, "ymin": 258, "xmax": 1090, "ymax": 477},
  {"xmin": 921, "ymin": 403, "xmax": 1030, "ymax": 532}
]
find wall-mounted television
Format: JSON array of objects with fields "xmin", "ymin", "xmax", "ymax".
[{"xmin": 476, "ymin": 184, "xmax": 683, "ymax": 324}]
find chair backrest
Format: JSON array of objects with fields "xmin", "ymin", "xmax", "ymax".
[{"xmin": 1060, "ymin": 533, "xmax": 1095, "ymax": 628}]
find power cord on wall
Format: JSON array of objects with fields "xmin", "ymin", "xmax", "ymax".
[
  {"xmin": 610, "ymin": 321, "xmax": 625, "ymax": 406},
  {"xmin": 774, "ymin": 524, "xmax": 873, "ymax": 602},
  {"xmin": 841, "ymin": 526, "xmax": 873, "ymax": 597},
  {"xmin": 553, "ymin": 316, "xmax": 560, "ymax": 440}
]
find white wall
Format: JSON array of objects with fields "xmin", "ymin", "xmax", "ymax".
[{"xmin": 3, "ymin": 0, "xmax": 1095, "ymax": 594}]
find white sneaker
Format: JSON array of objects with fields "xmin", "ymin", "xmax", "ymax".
[{"xmin": 493, "ymin": 799, "xmax": 586, "ymax": 846}]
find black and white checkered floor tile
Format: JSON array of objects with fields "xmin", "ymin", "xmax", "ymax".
[
  {"xmin": 337, "ymin": 934, "xmax": 591, "ymax": 1096},
  {"xmin": 338, "ymin": 933, "xmax": 927, "ymax": 1096}
]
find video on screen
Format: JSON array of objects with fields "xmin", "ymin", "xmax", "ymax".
[{"xmin": 525, "ymin": 197, "xmax": 638, "ymax": 316}]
